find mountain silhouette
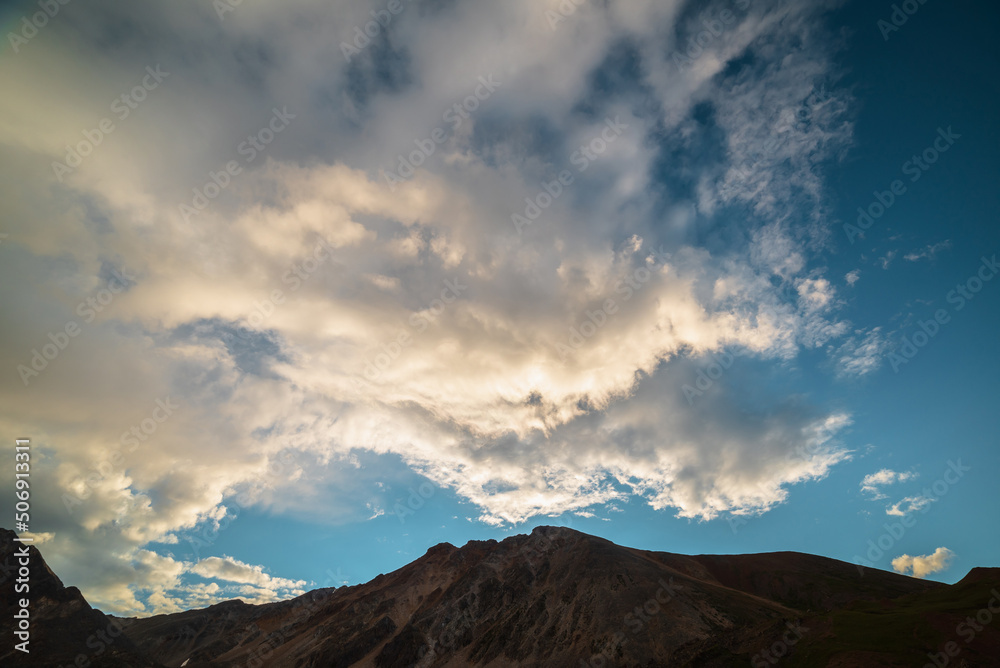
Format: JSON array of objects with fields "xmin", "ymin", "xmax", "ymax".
[{"xmin": 3, "ymin": 526, "xmax": 999, "ymax": 666}]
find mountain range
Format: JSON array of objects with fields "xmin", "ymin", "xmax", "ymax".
[{"xmin": 3, "ymin": 526, "xmax": 999, "ymax": 666}]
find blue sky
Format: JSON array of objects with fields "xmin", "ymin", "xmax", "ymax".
[{"xmin": 1, "ymin": 0, "xmax": 997, "ymax": 615}]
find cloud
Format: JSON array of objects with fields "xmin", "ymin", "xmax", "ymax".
[
  {"xmin": 861, "ymin": 468, "xmax": 917, "ymax": 499},
  {"xmin": 892, "ymin": 547, "xmax": 955, "ymax": 579},
  {"xmin": 836, "ymin": 327, "xmax": 886, "ymax": 378},
  {"xmin": 18, "ymin": 531, "xmax": 56, "ymax": 545},
  {"xmin": 904, "ymin": 240, "xmax": 951, "ymax": 262},
  {"xmin": 885, "ymin": 494, "xmax": 935, "ymax": 516},
  {"xmin": 190, "ymin": 556, "xmax": 307, "ymax": 592},
  {"xmin": 366, "ymin": 502, "xmax": 386, "ymax": 520},
  {"xmin": 0, "ymin": 0, "xmax": 861, "ymax": 613},
  {"xmin": 845, "ymin": 269, "xmax": 860, "ymax": 286}
]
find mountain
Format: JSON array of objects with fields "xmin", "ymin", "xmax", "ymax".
[
  {"xmin": 0, "ymin": 528, "xmax": 157, "ymax": 667},
  {"xmin": 3, "ymin": 526, "xmax": 999, "ymax": 667}
]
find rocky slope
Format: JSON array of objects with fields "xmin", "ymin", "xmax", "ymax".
[
  {"xmin": 3, "ymin": 526, "xmax": 999, "ymax": 666},
  {"xmin": 0, "ymin": 528, "xmax": 158, "ymax": 667}
]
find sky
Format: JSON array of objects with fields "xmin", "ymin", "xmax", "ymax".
[{"xmin": 0, "ymin": 0, "xmax": 997, "ymax": 616}]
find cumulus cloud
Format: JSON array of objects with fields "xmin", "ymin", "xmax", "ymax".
[
  {"xmin": 892, "ymin": 547, "xmax": 955, "ymax": 579},
  {"xmin": 861, "ymin": 469, "xmax": 917, "ymax": 499},
  {"xmin": 191, "ymin": 556, "xmax": 307, "ymax": 593},
  {"xmin": 0, "ymin": 0, "xmax": 861, "ymax": 613}
]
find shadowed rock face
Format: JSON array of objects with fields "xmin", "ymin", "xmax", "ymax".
[
  {"xmin": 0, "ymin": 528, "xmax": 157, "ymax": 667},
  {"xmin": 4, "ymin": 526, "xmax": 1000, "ymax": 667}
]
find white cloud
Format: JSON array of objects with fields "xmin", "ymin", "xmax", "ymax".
[
  {"xmin": 892, "ymin": 547, "xmax": 955, "ymax": 579},
  {"xmin": 0, "ymin": 0, "xmax": 861, "ymax": 614},
  {"xmin": 904, "ymin": 240, "xmax": 951, "ymax": 262},
  {"xmin": 878, "ymin": 250, "xmax": 897, "ymax": 269},
  {"xmin": 366, "ymin": 502, "xmax": 386, "ymax": 520},
  {"xmin": 190, "ymin": 555, "xmax": 307, "ymax": 592},
  {"xmin": 837, "ymin": 327, "xmax": 887, "ymax": 378},
  {"xmin": 886, "ymin": 494, "xmax": 935, "ymax": 516},
  {"xmin": 861, "ymin": 468, "xmax": 917, "ymax": 499},
  {"xmin": 845, "ymin": 269, "xmax": 861, "ymax": 286}
]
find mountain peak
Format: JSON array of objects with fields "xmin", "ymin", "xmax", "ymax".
[{"xmin": 425, "ymin": 541, "xmax": 456, "ymax": 556}]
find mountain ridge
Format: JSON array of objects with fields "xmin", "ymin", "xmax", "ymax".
[{"xmin": 3, "ymin": 526, "xmax": 999, "ymax": 666}]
